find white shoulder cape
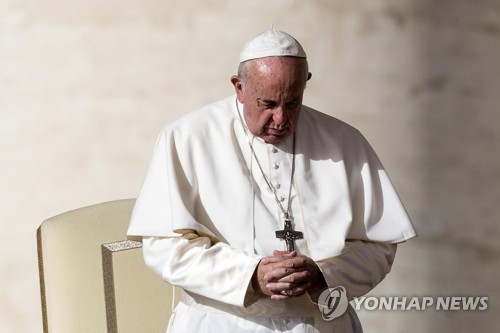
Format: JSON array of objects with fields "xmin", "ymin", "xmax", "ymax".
[{"xmin": 128, "ymin": 96, "xmax": 416, "ymax": 261}]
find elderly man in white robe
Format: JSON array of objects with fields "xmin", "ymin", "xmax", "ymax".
[{"xmin": 127, "ymin": 29, "xmax": 416, "ymax": 332}]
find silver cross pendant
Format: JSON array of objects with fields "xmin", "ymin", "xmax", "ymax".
[{"xmin": 275, "ymin": 215, "xmax": 303, "ymax": 252}]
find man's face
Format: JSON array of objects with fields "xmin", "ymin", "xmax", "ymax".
[{"xmin": 231, "ymin": 57, "xmax": 311, "ymax": 144}]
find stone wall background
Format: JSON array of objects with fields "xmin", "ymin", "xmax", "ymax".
[{"xmin": 1, "ymin": 0, "xmax": 499, "ymax": 331}]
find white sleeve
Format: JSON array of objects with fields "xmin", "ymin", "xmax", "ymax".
[
  {"xmin": 142, "ymin": 236, "xmax": 262, "ymax": 308},
  {"xmin": 316, "ymin": 240, "xmax": 397, "ymax": 300}
]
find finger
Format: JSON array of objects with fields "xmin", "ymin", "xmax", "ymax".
[
  {"xmin": 264, "ymin": 266, "xmax": 301, "ymax": 281},
  {"xmin": 288, "ymin": 281, "xmax": 312, "ymax": 296},
  {"xmin": 273, "ymin": 250, "xmax": 296, "ymax": 257},
  {"xmin": 270, "ymin": 293, "xmax": 290, "ymax": 301},
  {"xmin": 269, "ymin": 256, "xmax": 307, "ymax": 269},
  {"xmin": 261, "ymin": 252, "xmax": 297, "ymax": 264},
  {"xmin": 280, "ymin": 257, "xmax": 308, "ymax": 269},
  {"xmin": 276, "ymin": 270, "xmax": 310, "ymax": 284},
  {"xmin": 288, "ymin": 289, "xmax": 307, "ymax": 297},
  {"xmin": 263, "ymin": 258, "xmax": 309, "ymax": 281},
  {"xmin": 270, "ymin": 282, "xmax": 311, "ymax": 299},
  {"xmin": 265, "ymin": 281, "xmax": 297, "ymax": 293},
  {"xmin": 270, "ymin": 284, "xmax": 310, "ymax": 300}
]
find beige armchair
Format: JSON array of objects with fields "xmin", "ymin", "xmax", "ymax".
[{"xmin": 37, "ymin": 199, "xmax": 177, "ymax": 333}]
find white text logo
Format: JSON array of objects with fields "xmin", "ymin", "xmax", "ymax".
[{"xmin": 352, "ymin": 296, "xmax": 489, "ymax": 311}]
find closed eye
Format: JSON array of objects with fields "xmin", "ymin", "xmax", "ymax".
[
  {"xmin": 256, "ymin": 98, "xmax": 276, "ymax": 109},
  {"xmin": 285, "ymin": 100, "xmax": 300, "ymax": 109}
]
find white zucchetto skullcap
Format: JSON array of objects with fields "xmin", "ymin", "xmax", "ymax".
[{"xmin": 239, "ymin": 29, "xmax": 307, "ymax": 63}]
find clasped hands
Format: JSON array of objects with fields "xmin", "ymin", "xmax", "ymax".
[{"xmin": 252, "ymin": 250, "xmax": 327, "ymax": 301}]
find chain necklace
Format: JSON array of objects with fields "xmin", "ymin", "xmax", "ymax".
[{"xmin": 236, "ymin": 98, "xmax": 303, "ymax": 251}]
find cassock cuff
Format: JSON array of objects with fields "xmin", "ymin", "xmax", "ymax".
[{"xmin": 242, "ymin": 261, "xmax": 261, "ymax": 307}]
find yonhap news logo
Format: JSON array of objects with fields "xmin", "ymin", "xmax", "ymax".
[
  {"xmin": 318, "ymin": 287, "xmax": 349, "ymax": 321},
  {"xmin": 317, "ymin": 287, "xmax": 489, "ymax": 321}
]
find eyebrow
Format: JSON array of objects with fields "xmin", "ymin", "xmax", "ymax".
[
  {"xmin": 256, "ymin": 97, "xmax": 300, "ymax": 108},
  {"xmin": 256, "ymin": 98, "xmax": 275, "ymax": 106}
]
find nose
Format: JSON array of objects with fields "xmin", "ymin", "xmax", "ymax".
[{"xmin": 272, "ymin": 107, "xmax": 286, "ymax": 126}]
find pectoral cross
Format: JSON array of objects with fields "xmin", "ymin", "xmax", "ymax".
[{"xmin": 275, "ymin": 214, "xmax": 303, "ymax": 252}]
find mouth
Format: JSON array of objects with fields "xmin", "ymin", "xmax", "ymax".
[
  {"xmin": 262, "ymin": 128, "xmax": 290, "ymax": 143},
  {"xmin": 266, "ymin": 127, "xmax": 288, "ymax": 136}
]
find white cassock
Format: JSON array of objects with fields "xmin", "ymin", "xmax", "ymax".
[{"xmin": 127, "ymin": 95, "xmax": 417, "ymax": 332}]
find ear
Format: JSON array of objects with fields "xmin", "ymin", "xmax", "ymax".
[{"xmin": 230, "ymin": 75, "xmax": 245, "ymax": 103}]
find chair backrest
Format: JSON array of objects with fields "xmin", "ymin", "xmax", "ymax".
[{"xmin": 37, "ymin": 199, "xmax": 176, "ymax": 333}]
